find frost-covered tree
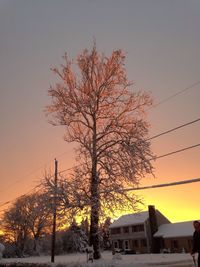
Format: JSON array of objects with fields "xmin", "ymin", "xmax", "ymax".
[
  {"xmin": 41, "ymin": 172, "xmax": 83, "ymax": 227},
  {"xmin": 2, "ymin": 193, "xmax": 52, "ymax": 256},
  {"xmin": 80, "ymin": 218, "xmax": 89, "ymax": 240},
  {"xmin": 3, "ymin": 196, "xmax": 31, "ymax": 256},
  {"xmin": 62, "ymin": 220, "xmax": 88, "ymax": 253},
  {"xmin": 99, "ymin": 217, "xmax": 112, "ymax": 250},
  {"xmin": 46, "ymin": 44, "xmax": 154, "ymax": 258},
  {"xmin": 24, "ymin": 193, "xmax": 52, "ymax": 254}
]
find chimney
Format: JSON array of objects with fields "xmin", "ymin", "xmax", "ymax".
[{"xmin": 148, "ymin": 205, "xmax": 160, "ymax": 253}]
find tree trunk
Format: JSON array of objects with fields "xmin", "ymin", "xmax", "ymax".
[
  {"xmin": 89, "ymin": 121, "xmax": 101, "ymax": 259},
  {"xmin": 33, "ymin": 236, "xmax": 40, "ymax": 255},
  {"xmin": 89, "ymin": 176, "xmax": 101, "ymax": 259}
]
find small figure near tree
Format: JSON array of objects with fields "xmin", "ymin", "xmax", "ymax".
[
  {"xmin": 46, "ymin": 44, "xmax": 154, "ymax": 259},
  {"xmin": 86, "ymin": 245, "xmax": 94, "ymax": 263}
]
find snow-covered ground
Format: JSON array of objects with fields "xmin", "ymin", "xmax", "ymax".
[{"xmin": 0, "ymin": 251, "xmax": 195, "ymax": 267}]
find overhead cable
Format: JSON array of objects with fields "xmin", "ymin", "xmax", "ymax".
[
  {"xmin": 152, "ymin": 143, "xmax": 200, "ymax": 160},
  {"xmin": 153, "ymin": 80, "xmax": 200, "ymax": 108},
  {"xmin": 147, "ymin": 118, "xmax": 200, "ymax": 141},
  {"xmin": 100, "ymin": 177, "xmax": 200, "ymax": 194}
]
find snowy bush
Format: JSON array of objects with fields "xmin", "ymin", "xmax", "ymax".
[
  {"xmin": 2, "ymin": 242, "xmax": 16, "ymax": 258},
  {"xmin": 61, "ymin": 223, "xmax": 88, "ymax": 253},
  {"xmin": 62, "ymin": 229, "xmax": 88, "ymax": 253}
]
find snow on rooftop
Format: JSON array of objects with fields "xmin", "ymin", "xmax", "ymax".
[
  {"xmin": 109, "ymin": 211, "xmax": 149, "ymax": 228},
  {"xmin": 154, "ymin": 221, "xmax": 196, "ymax": 238}
]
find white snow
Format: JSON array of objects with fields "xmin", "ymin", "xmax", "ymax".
[
  {"xmin": 109, "ymin": 212, "xmax": 149, "ymax": 228},
  {"xmin": 0, "ymin": 251, "xmax": 196, "ymax": 267},
  {"xmin": 154, "ymin": 221, "xmax": 196, "ymax": 238}
]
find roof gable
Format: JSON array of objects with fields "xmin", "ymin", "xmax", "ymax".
[
  {"xmin": 154, "ymin": 220, "xmax": 197, "ymax": 238},
  {"xmin": 109, "ymin": 211, "xmax": 149, "ymax": 228}
]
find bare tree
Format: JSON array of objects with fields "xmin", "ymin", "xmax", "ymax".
[
  {"xmin": 25, "ymin": 193, "xmax": 52, "ymax": 254},
  {"xmin": 2, "ymin": 196, "xmax": 30, "ymax": 257},
  {"xmin": 46, "ymin": 44, "xmax": 154, "ymax": 258},
  {"xmin": 41, "ymin": 172, "xmax": 85, "ymax": 226},
  {"xmin": 2, "ymin": 193, "xmax": 52, "ymax": 256}
]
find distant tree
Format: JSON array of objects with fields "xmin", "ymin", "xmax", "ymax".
[
  {"xmin": 3, "ymin": 196, "xmax": 31, "ymax": 256},
  {"xmin": 80, "ymin": 218, "xmax": 89, "ymax": 239},
  {"xmin": 46, "ymin": 44, "xmax": 154, "ymax": 258},
  {"xmin": 41, "ymin": 172, "xmax": 83, "ymax": 227},
  {"xmin": 25, "ymin": 193, "xmax": 52, "ymax": 254},
  {"xmin": 2, "ymin": 192, "xmax": 52, "ymax": 256},
  {"xmin": 61, "ymin": 220, "xmax": 88, "ymax": 253},
  {"xmin": 99, "ymin": 217, "xmax": 112, "ymax": 250}
]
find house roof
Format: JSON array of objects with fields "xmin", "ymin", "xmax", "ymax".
[
  {"xmin": 109, "ymin": 211, "xmax": 149, "ymax": 228},
  {"xmin": 154, "ymin": 221, "xmax": 195, "ymax": 238}
]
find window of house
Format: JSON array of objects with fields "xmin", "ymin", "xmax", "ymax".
[
  {"xmin": 141, "ymin": 239, "xmax": 147, "ymax": 247},
  {"xmin": 188, "ymin": 239, "xmax": 193, "ymax": 249},
  {"xmin": 133, "ymin": 239, "xmax": 139, "ymax": 247},
  {"xmin": 123, "ymin": 226, "xmax": 129, "ymax": 233},
  {"xmin": 138, "ymin": 224, "xmax": 144, "ymax": 231},
  {"xmin": 132, "ymin": 225, "xmax": 136, "ymax": 232},
  {"xmin": 132, "ymin": 224, "xmax": 144, "ymax": 232},
  {"xmin": 114, "ymin": 241, "xmax": 119, "ymax": 248},
  {"xmin": 171, "ymin": 240, "xmax": 178, "ymax": 249},
  {"xmin": 124, "ymin": 240, "xmax": 129, "ymax": 249},
  {"xmin": 111, "ymin": 228, "xmax": 121, "ymax": 234}
]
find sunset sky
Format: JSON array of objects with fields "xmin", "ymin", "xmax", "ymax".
[{"xmin": 0, "ymin": 0, "xmax": 199, "ymax": 223}]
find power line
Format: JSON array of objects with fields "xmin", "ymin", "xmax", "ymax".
[
  {"xmin": 152, "ymin": 143, "xmax": 200, "ymax": 160},
  {"xmin": 0, "ymin": 164, "xmax": 75, "ymax": 211},
  {"xmin": 147, "ymin": 117, "xmax": 200, "ymax": 141},
  {"xmin": 1, "ymin": 142, "xmax": 199, "ymax": 210},
  {"xmin": 58, "ymin": 164, "xmax": 85, "ymax": 175},
  {"xmin": 0, "ymin": 184, "xmax": 41, "ymax": 209},
  {"xmin": 2, "ymin": 177, "xmax": 200, "ymax": 207},
  {"xmin": 0, "ymin": 149, "xmax": 74, "ymax": 194},
  {"xmin": 0, "ymin": 201, "xmax": 10, "ymax": 208},
  {"xmin": 101, "ymin": 177, "xmax": 200, "ymax": 194},
  {"xmin": 2, "ymin": 81, "xmax": 199, "ymax": 196},
  {"xmin": 152, "ymin": 80, "xmax": 200, "ymax": 108},
  {"xmin": 1, "ymin": 81, "xmax": 199, "ymax": 209},
  {"xmin": 58, "ymin": 143, "xmax": 200, "ymax": 175},
  {"xmin": 0, "ymin": 139, "xmax": 200, "ymax": 210},
  {"xmin": 1, "ymin": 149, "xmax": 199, "ymax": 212},
  {"xmin": 46, "ymin": 143, "xmax": 200, "ymax": 178},
  {"xmin": 0, "ymin": 166, "xmax": 76, "ymax": 211},
  {"xmin": 2, "ymin": 115, "xmax": 199, "ymax": 195}
]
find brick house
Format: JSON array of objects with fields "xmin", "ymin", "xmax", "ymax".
[
  {"xmin": 110, "ymin": 206, "xmax": 198, "ymax": 253},
  {"xmin": 154, "ymin": 221, "xmax": 194, "ymax": 253},
  {"xmin": 109, "ymin": 205, "xmax": 170, "ymax": 253}
]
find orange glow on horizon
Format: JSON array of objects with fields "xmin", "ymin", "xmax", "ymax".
[{"xmin": 0, "ymin": 0, "xmax": 199, "ymax": 239}]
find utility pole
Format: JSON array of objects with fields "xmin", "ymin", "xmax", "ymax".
[{"xmin": 51, "ymin": 158, "xmax": 58, "ymax": 263}]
